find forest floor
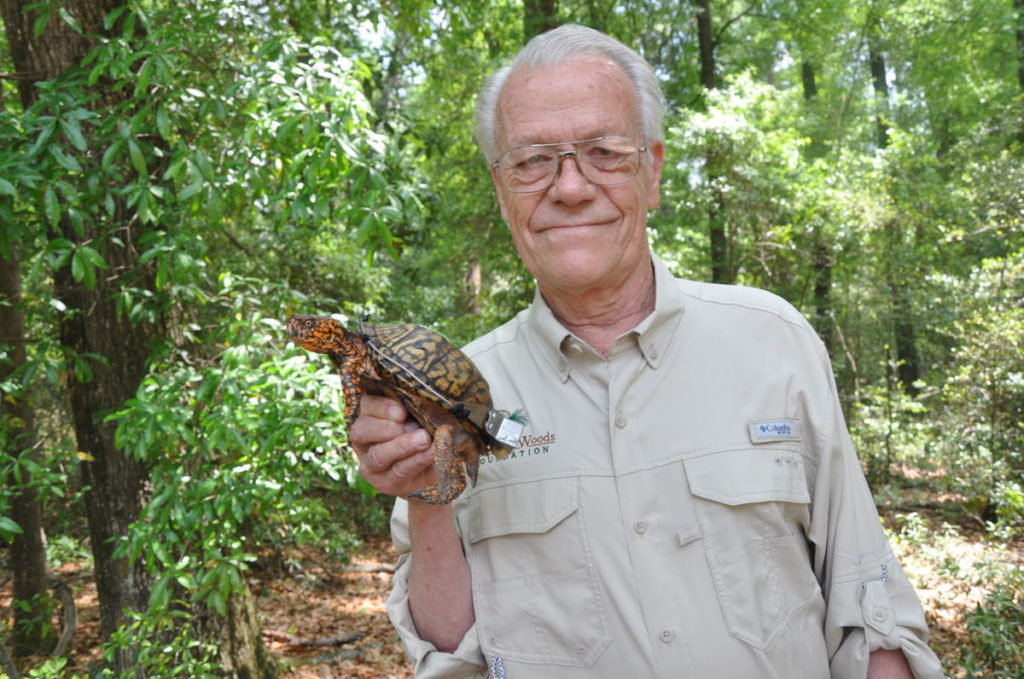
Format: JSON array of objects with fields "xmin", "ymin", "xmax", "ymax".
[{"xmin": 3, "ymin": 478, "xmax": 1022, "ymax": 678}]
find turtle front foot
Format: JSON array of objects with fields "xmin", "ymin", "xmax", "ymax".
[{"xmin": 407, "ymin": 424, "xmax": 466, "ymax": 505}]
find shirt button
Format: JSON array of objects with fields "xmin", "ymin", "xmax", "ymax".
[
  {"xmin": 872, "ymin": 607, "xmax": 889, "ymax": 623},
  {"xmin": 659, "ymin": 628, "xmax": 675, "ymax": 643},
  {"xmin": 647, "ymin": 345, "xmax": 659, "ymax": 360},
  {"xmin": 615, "ymin": 411, "xmax": 627, "ymax": 428},
  {"xmin": 633, "ymin": 520, "xmax": 648, "ymax": 535}
]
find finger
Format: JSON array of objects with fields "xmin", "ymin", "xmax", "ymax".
[
  {"xmin": 363, "ymin": 443, "xmax": 435, "ymax": 486},
  {"xmin": 348, "ymin": 396, "xmax": 411, "ymax": 456},
  {"xmin": 359, "ymin": 394, "xmax": 408, "ymax": 422},
  {"xmin": 361, "ymin": 428, "xmax": 432, "ymax": 476}
]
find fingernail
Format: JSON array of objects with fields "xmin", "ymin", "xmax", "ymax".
[
  {"xmin": 411, "ymin": 429, "xmax": 431, "ymax": 448},
  {"xmin": 388, "ymin": 404, "xmax": 405, "ymax": 421}
]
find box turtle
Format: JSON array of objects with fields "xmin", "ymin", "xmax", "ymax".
[{"xmin": 286, "ymin": 315, "xmax": 523, "ymax": 504}]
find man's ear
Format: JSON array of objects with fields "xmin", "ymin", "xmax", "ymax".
[
  {"xmin": 490, "ymin": 166, "xmax": 511, "ymax": 223},
  {"xmin": 646, "ymin": 141, "xmax": 665, "ymax": 209}
]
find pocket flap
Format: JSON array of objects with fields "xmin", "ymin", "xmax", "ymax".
[
  {"xmin": 684, "ymin": 448, "xmax": 810, "ymax": 506},
  {"xmin": 467, "ymin": 477, "xmax": 579, "ymax": 543}
]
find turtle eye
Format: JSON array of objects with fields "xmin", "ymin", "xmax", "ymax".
[{"xmin": 303, "ymin": 319, "xmax": 313, "ymax": 327}]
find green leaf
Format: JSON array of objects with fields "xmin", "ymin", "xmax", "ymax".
[
  {"xmin": 103, "ymin": 4, "xmax": 129, "ymax": 30},
  {"xmin": 56, "ymin": 7, "xmax": 82, "ymax": 33},
  {"xmin": 156, "ymin": 106, "xmax": 171, "ymax": 139},
  {"xmin": 70, "ymin": 248, "xmax": 86, "ymax": 283},
  {"xmin": 43, "ymin": 185, "xmax": 60, "ymax": 226},
  {"xmin": 32, "ymin": 5, "xmax": 52, "ymax": 38},
  {"xmin": 151, "ymin": 539, "xmax": 171, "ymax": 566},
  {"xmin": 60, "ymin": 117, "xmax": 88, "ymax": 151},
  {"xmin": 49, "ymin": 145, "xmax": 83, "ymax": 173},
  {"xmin": 0, "ymin": 177, "xmax": 16, "ymax": 197},
  {"xmin": 80, "ymin": 245, "xmax": 108, "ymax": 270},
  {"xmin": 128, "ymin": 140, "xmax": 147, "ymax": 177},
  {"xmin": 0, "ymin": 516, "xmax": 23, "ymax": 537},
  {"xmin": 28, "ymin": 120, "xmax": 57, "ymax": 159},
  {"xmin": 101, "ymin": 139, "xmax": 125, "ymax": 169},
  {"xmin": 149, "ymin": 573, "xmax": 171, "ymax": 610}
]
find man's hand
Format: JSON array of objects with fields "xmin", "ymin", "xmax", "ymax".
[{"xmin": 348, "ymin": 395, "xmax": 436, "ymax": 499}]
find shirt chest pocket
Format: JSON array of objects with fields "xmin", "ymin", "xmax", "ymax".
[
  {"xmin": 462, "ymin": 477, "xmax": 611, "ymax": 667},
  {"xmin": 684, "ymin": 448, "xmax": 823, "ymax": 651}
]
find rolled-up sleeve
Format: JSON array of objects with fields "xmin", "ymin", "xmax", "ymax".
[
  {"xmin": 810, "ymin": 351, "xmax": 944, "ymax": 679},
  {"xmin": 386, "ymin": 500, "xmax": 487, "ymax": 679}
]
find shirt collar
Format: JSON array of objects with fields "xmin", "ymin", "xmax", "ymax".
[{"xmin": 525, "ymin": 252, "xmax": 686, "ymax": 380}]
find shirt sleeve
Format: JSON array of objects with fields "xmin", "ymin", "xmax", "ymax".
[
  {"xmin": 386, "ymin": 499, "xmax": 489, "ymax": 679},
  {"xmin": 808, "ymin": 347, "xmax": 944, "ymax": 679}
]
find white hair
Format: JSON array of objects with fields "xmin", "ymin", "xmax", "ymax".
[{"xmin": 474, "ymin": 24, "xmax": 664, "ymax": 163}]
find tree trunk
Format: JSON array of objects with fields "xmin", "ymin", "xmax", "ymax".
[
  {"xmin": 1016, "ymin": 0, "xmax": 1024, "ymax": 92},
  {"xmin": 801, "ymin": 60, "xmax": 818, "ymax": 99},
  {"xmin": 523, "ymin": 0, "xmax": 557, "ymax": 43},
  {"xmin": 0, "ymin": 0, "xmax": 88, "ymax": 658},
  {"xmin": 799, "ymin": 57, "xmax": 834, "ymax": 356},
  {"xmin": 1016, "ymin": 0, "xmax": 1024, "ymax": 142},
  {"xmin": 694, "ymin": 0, "xmax": 731, "ymax": 283},
  {"xmin": 694, "ymin": 0, "xmax": 717, "ymax": 90},
  {"xmin": 192, "ymin": 589, "xmax": 280, "ymax": 678},
  {"xmin": 867, "ymin": 29, "xmax": 890, "ymax": 149},
  {"xmin": 812, "ymin": 242, "xmax": 835, "ymax": 357},
  {"xmin": 0, "ymin": 243, "xmax": 55, "ymax": 656},
  {"xmin": 1, "ymin": 5, "xmax": 155, "ymax": 669},
  {"xmin": 865, "ymin": 27, "xmax": 921, "ymax": 395}
]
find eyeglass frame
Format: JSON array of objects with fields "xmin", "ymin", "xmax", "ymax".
[{"xmin": 490, "ymin": 136, "xmax": 650, "ymax": 194}]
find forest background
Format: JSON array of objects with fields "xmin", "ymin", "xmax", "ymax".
[{"xmin": 0, "ymin": 0, "xmax": 1021, "ymax": 677}]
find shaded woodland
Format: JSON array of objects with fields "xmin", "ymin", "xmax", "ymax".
[{"xmin": 0, "ymin": 0, "xmax": 1022, "ymax": 676}]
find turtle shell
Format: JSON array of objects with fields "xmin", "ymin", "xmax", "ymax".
[{"xmin": 359, "ymin": 321, "xmax": 494, "ymax": 423}]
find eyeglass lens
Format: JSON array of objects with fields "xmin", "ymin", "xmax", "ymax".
[{"xmin": 496, "ymin": 137, "xmax": 642, "ymax": 193}]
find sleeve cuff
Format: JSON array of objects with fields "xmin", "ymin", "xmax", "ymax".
[{"xmin": 826, "ymin": 557, "xmax": 944, "ymax": 679}]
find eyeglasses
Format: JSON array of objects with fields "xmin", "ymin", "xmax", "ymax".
[{"xmin": 492, "ymin": 136, "xmax": 648, "ymax": 194}]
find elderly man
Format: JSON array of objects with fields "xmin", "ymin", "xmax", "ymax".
[{"xmin": 350, "ymin": 24, "xmax": 942, "ymax": 679}]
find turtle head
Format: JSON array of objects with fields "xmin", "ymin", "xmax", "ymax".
[{"xmin": 286, "ymin": 315, "xmax": 360, "ymax": 356}]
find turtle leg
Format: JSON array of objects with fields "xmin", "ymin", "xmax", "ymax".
[
  {"xmin": 459, "ymin": 433, "xmax": 482, "ymax": 488},
  {"xmin": 408, "ymin": 424, "xmax": 465, "ymax": 505}
]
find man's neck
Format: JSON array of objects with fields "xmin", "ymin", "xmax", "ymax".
[{"xmin": 540, "ymin": 261, "xmax": 656, "ymax": 358}]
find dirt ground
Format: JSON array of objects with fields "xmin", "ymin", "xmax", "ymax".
[{"xmin": 256, "ymin": 537, "xmax": 414, "ymax": 679}]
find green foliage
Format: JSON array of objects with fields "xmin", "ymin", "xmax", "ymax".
[
  {"xmin": 97, "ymin": 274, "xmax": 365, "ymax": 674},
  {"xmin": 23, "ymin": 657, "xmax": 85, "ymax": 679},
  {"xmin": 929, "ymin": 252, "xmax": 1024, "ymax": 511},
  {"xmin": 955, "ymin": 560, "xmax": 1024, "ymax": 677},
  {"xmin": 99, "ymin": 610, "xmax": 221, "ymax": 679},
  {"xmin": 847, "ymin": 364, "xmax": 930, "ymax": 484},
  {"xmin": 110, "ymin": 275, "xmax": 361, "ymax": 598}
]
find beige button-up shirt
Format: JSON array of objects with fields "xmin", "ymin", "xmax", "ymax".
[{"xmin": 387, "ymin": 254, "xmax": 942, "ymax": 679}]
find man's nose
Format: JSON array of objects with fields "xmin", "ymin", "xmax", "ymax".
[{"xmin": 549, "ymin": 151, "xmax": 593, "ymax": 201}]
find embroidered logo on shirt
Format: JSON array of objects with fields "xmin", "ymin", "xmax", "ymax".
[
  {"xmin": 749, "ymin": 419, "xmax": 801, "ymax": 443},
  {"xmin": 480, "ymin": 431, "xmax": 557, "ymax": 464}
]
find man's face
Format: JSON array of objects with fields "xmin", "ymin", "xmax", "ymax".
[{"xmin": 491, "ymin": 58, "xmax": 664, "ymax": 298}]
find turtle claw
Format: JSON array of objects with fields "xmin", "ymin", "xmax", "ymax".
[
  {"xmin": 407, "ymin": 424, "xmax": 467, "ymax": 505},
  {"xmin": 408, "ymin": 481, "xmax": 464, "ymax": 505}
]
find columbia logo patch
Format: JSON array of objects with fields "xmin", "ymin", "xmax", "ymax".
[{"xmin": 749, "ymin": 419, "xmax": 801, "ymax": 443}]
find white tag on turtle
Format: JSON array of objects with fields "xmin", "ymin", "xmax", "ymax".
[{"xmin": 486, "ymin": 410, "xmax": 525, "ymax": 448}]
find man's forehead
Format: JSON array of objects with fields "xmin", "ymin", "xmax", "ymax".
[{"xmin": 495, "ymin": 58, "xmax": 639, "ymax": 147}]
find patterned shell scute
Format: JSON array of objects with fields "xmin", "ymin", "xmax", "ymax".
[{"xmin": 359, "ymin": 322, "xmax": 493, "ymax": 411}]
